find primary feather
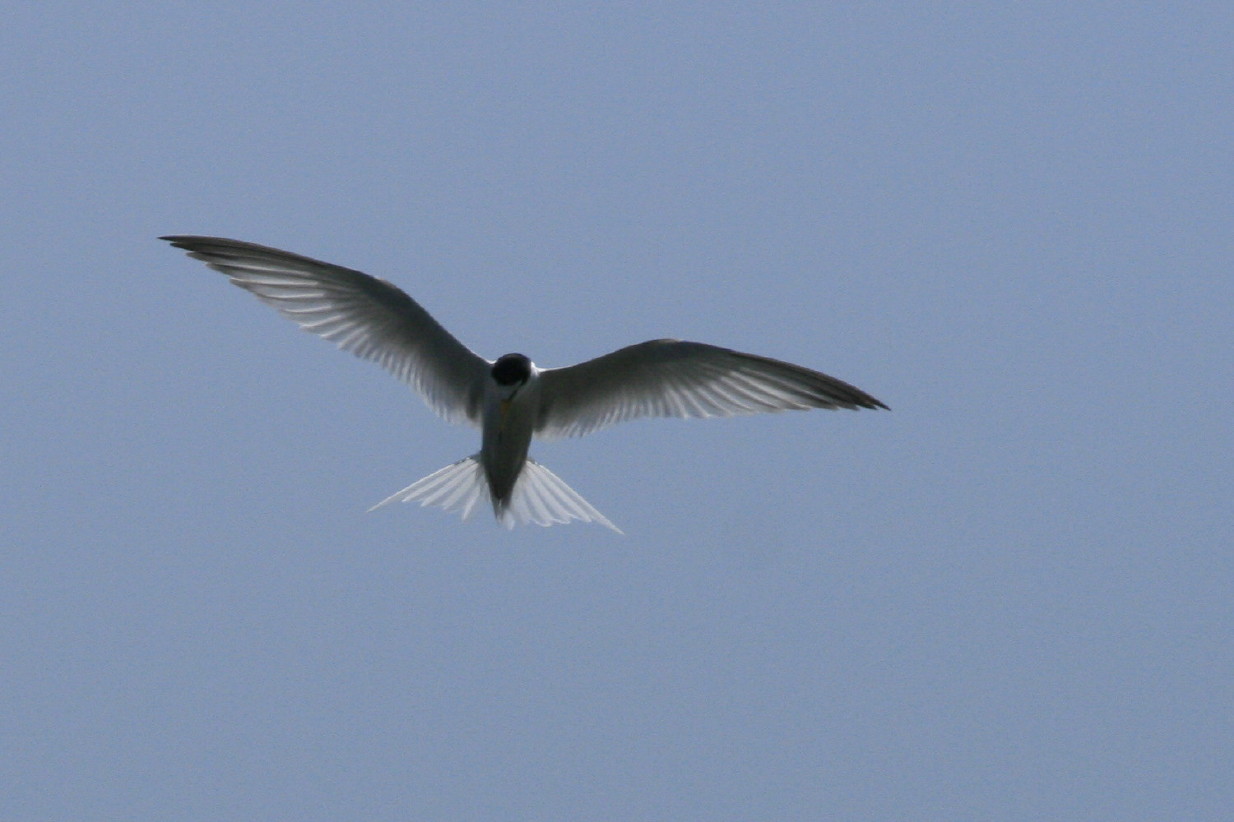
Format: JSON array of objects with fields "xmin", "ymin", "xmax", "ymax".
[
  {"xmin": 161, "ymin": 236, "xmax": 489, "ymax": 425},
  {"xmin": 536, "ymin": 339, "xmax": 887, "ymax": 439}
]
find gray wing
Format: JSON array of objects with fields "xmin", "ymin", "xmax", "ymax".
[
  {"xmin": 163, "ymin": 236, "xmax": 489, "ymax": 425},
  {"xmin": 536, "ymin": 339, "xmax": 887, "ymax": 439}
]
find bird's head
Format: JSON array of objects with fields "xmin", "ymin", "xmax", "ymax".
[{"xmin": 491, "ymin": 353, "xmax": 533, "ymax": 398}]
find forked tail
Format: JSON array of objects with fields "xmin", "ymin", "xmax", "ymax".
[{"xmin": 368, "ymin": 455, "xmax": 622, "ymax": 533}]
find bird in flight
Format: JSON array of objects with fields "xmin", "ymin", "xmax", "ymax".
[{"xmin": 164, "ymin": 236, "xmax": 887, "ymax": 532}]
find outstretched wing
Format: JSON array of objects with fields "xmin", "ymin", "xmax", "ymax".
[
  {"xmin": 163, "ymin": 236, "xmax": 489, "ymax": 425},
  {"xmin": 536, "ymin": 339, "xmax": 887, "ymax": 439}
]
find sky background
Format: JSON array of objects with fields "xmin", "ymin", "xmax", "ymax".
[{"xmin": 3, "ymin": 3, "xmax": 1231, "ymax": 820}]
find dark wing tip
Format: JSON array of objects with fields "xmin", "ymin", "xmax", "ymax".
[
  {"xmin": 837, "ymin": 380, "xmax": 888, "ymax": 411},
  {"xmin": 160, "ymin": 235, "xmax": 237, "ymax": 256},
  {"xmin": 833, "ymin": 384, "xmax": 889, "ymax": 412},
  {"xmin": 821, "ymin": 384, "xmax": 889, "ymax": 412},
  {"xmin": 723, "ymin": 345, "xmax": 889, "ymax": 412}
]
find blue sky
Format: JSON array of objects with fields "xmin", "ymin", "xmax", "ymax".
[{"xmin": 3, "ymin": 3, "xmax": 1231, "ymax": 820}]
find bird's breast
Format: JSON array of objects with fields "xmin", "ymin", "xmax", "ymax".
[{"xmin": 481, "ymin": 384, "xmax": 540, "ymax": 506}]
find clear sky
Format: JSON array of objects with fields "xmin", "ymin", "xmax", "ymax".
[{"xmin": 4, "ymin": 4, "xmax": 1231, "ymax": 820}]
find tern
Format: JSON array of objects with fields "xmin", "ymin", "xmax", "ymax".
[{"xmin": 164, "ymin": 236, "xmax": 887, "ymax": 532}]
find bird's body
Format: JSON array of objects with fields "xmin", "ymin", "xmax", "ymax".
[
  {"xmin": 481, "ymin": 353, "xmax": 538, "ymax": 508},
  {"xmin": 163, "ymin": 236, "xmax": 887, "ymax": 532}
]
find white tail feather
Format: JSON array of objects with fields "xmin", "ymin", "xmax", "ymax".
[
  {"xmin": 506, "ymin": 459, "xmax": 622, "ymax": 533},
  {"xmin": 368, "ymin": 455, "xmax": 622, "ymax": 533}
]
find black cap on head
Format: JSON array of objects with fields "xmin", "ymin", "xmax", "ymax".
[{"xmin": 491, "ymin": 353, "xmax": 532, "ymax": 387}]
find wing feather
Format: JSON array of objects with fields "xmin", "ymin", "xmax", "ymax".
[
  {"xmin": 536, "ymin": 339, "xmax": 887, "ymax": 439},
  {"xmin": 163, "ymin": 236, "xmax": 489, "ymax": 425}
]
